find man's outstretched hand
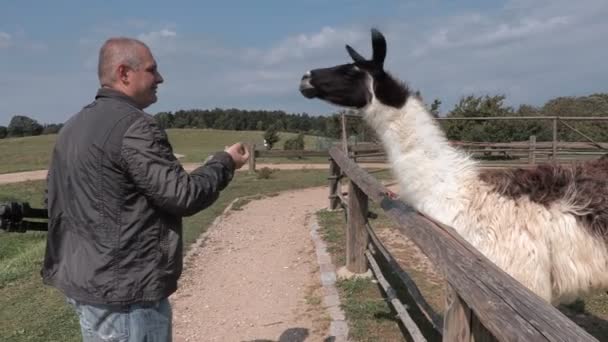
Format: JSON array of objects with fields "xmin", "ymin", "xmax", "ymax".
[{"xmin": 225, "ymin": 142, "xmax": 250, "ymax": 169}]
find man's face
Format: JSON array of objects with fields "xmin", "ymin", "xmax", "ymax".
[{"xmin": 126, "ymin": 46, "xmax": 164, "ymax": 109}]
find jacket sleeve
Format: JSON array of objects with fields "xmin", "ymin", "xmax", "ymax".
[{"xmin": 121, "ymin": 115, "xmax": 235, "ymax": 217}]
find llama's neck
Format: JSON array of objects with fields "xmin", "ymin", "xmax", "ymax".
[{"xmin": 363, "ymin": 97, "xmax": 480, "ymax": 225}]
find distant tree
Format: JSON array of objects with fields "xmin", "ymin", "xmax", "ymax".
[
  {"xmin": 154, "ymin": 112, "xmax": 174, "ymax": 129},
  {"xmin": 256, "ymin": 120, "xmax": 264, "ymax": 131},
  {"xmin": 442, "ymin": 95, "xmax": 515, "ymax": 142},
  {"xmin": 283, "ymin": 133, "xmax": 305, "ymax": 150},
  {"xmin": 8, "ymin": 115, "xmax": 43, "ymax": 137},
  {"xmin": 172, "ymin": 110, "xmax": 191, "ymax": 128},
  {"xmin": 430, "ymin": 99, "xmax": 442, "ymax": 117},
  {"xmin": 0, "ymin": 126, "xmax": 7, "ymax": 139},
  {"xmin": 541, "ymin": 93, "xmax": 608, "ymax": 141},
  {"xmin": 42, "ymin": 123, "xmax": 63, "ymax": 135},
  {"xmin": 324, "ymin": 114, "xmax": 342, "ymax": 139},
  {"xmin": 263, "ymin": 125, "xmax": 280, "ymax": 150}
]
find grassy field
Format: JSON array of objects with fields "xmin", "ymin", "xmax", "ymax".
[
  {"xmin": 0, "ymin": 169, "xmax": 330, "ymax": 342},
  {"xmin": 0, "ymin": 135, "xmax": 57, "ymax": 174},
  {"xmin": 0, "ymin": 129, "xmax": 333, "ymax": 174}
]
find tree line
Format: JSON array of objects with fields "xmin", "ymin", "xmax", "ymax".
[
  {"xmin": 440, "ymin": 93, "xmax": 608, "ymax": 142},
  {"xmin": 3, "ymin": 92, "xmax": 608, "ymax": 142},
  {"xmin": 0, "ymin": 116, "xmax": 63, "ymax": 139}
]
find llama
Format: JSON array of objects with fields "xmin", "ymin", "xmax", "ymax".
[{"xmin": 299, "ymin": 28, "xmax": 608, "ymax": 305}]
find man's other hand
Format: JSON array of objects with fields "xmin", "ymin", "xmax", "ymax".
[{"xmin": 225, "ymin": 142, "xmax": 250, "ymax": 169}]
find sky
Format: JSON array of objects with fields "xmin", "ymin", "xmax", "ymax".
[{"xmin": 1, "ymin": 0, "xmax": 607, "ymax": 125}]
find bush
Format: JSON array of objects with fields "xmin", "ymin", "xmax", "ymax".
[
  {"xmin": 256, "ymin": 167, "xmax": 274, "ymax": 179},
  {"xmin": 283, "ymin": 133, "xmax": 305, "ymax": 150},
  {"xmin": 263, "ymin": 125, "xmax": 280, "ymax": 150}
]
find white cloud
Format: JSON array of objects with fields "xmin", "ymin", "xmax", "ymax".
[
  {"xmin": 414, "ymin": 14, "xmax": 570, "ymax": 57},
  {"xmin": 0, "ymin": 32, "xmax": 12, "ymax": 48},
  {"xmin": 138, "ymin": 28, "xmax": 177, "ymax": 47},
  {"xmin": 252, "ymin": 26, "xmax": 365, "ymax": 65}
]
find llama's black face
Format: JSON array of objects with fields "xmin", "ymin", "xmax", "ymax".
[
  {"xmin": 300, "ymin": 28, "xmax": 409, "ymax": 109},
  {"xmin": 299, "ymin": 63, "xmax": 372, "ymax": 108}
]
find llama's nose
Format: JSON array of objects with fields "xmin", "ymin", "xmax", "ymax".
[{"xmin": 299, "ymin": 71, "xmax": 317, "ymax": 99}]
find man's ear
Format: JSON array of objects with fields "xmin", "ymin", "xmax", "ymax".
[{"xmin": 117, "ymin": 64, "xmax": 130, "ymax": 84}]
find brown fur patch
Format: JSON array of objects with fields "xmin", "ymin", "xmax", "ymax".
[{"xmin": 479, "ymin": 159, "xmax": 608, "ymax": 238}]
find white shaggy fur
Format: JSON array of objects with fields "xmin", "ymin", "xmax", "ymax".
[{"xmin": 363, "ymin": 94, "xmax": 608, "ymax": 305}]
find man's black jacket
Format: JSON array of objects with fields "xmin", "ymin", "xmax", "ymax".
[{"xmin": 42, "ymin": 88, "xmax": 235, "ymax": 305}]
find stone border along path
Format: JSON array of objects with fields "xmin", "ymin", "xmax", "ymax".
[{"xmin": 310, "ymin": 217, "xmax": 350, "ymax": 341}]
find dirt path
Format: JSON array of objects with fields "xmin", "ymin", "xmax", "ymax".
[
  {"xmin": 171, "ymin": 187, "xmax": 337, "ymax": 342},
  {"xmin": 0, "ymin": 170, "xmax": 48, "ymax": 185},
  {"xmin": 0, "ymin": 162, "xmax": 388, "ymax": 185}
]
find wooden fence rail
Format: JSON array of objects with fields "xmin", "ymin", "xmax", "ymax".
[
  {"xmin": 327, "ymin": 146, "xmax": 597, "ymax": 342},
  {"xmin": 245, "ymin": 137, "xmax": 608, "ymax": 172}
]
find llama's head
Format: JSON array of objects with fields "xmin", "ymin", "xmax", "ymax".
[{"xmin": 299, "ymin": 28, "xmax": 410, "ymax": 110}]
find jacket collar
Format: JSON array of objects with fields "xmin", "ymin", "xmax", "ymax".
[{"xmin": 95, "ymin": 87, "xmax": 141, "ymax": 109}]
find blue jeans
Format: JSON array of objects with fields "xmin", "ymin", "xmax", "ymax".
[{"xmin": 66, "ymin": 297, "xmax": 172, "ymax": 342}]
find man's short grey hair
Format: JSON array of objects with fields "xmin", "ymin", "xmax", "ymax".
[{"xmin": 98, "ymin": 37, "xmax": 149, "ymax": 86}]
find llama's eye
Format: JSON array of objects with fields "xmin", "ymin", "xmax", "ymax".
[{"xmin": 352, "ymin": 65, "xmax": 361, "ymax": 72}]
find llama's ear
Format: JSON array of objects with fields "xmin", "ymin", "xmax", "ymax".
[
  {"xmin": 346, "ymin": 45, "xmax": 366, "ymax": 64},
  {"xmin": 371, "ymin": 28, "xmax": 386, "ymax": 67}
]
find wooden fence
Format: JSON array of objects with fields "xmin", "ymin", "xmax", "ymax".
[
  {"xmin": 327, "ymin": 146, "xmax": 598, "ymax": 341},
  {"xmin": 244, "ymin": 144, "xmax": 331, "ymax": 172},
  {"xmin": 343, "ymin": 115, "xmax": 608, "ymax": 168},
  {"xmin": 246, "ymin": 137, "xmax": 608, "ymax": 173},
  {"xmin": 349, "ymin": 138, "xmax": 608, "ymax": 168}
]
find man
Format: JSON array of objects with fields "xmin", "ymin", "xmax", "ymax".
[{"xmin": 42, "ymin": 37, "xmax": 249, "ymax": 341}]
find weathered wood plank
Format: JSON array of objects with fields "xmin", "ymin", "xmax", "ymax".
[
  {"xmin": 366, "ymin": 250, "xmax": 427, "ymax": 342},
  {"xmin": 247, "ymin": 143, "xmax": 256, "ymax": 172},
  {"xmin": 529, "ymin": 135, "xmax": 536, "ymax": 165},
  {"xmin": 443, "ymin": 286, "xmax": 472, "ymax": 342},
  {"xmin": 329, "ymin": 146, "xmax": 598, "ymax": 342},
  {"xmin": 346, "ymin": 180, "xmax": 368, "ymax": 273},
  {"xmin": 330, "ymin": 147, "xmax": 386, "ymax": 203},
  {"xmin": 255, "ymin": 150, "xmax": 329, "ymax": 158},
  {"xmin": 328, "ymin": 158, "xmax": 341, "ymax": 210},
  {"xmin": 366, "ymin": 224, "xmax": 443, "ymax": 333},
  {"xmin": 443, "ymin": 286, "xmax": 497, "ymax": 342}
]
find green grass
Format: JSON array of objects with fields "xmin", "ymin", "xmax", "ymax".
[
  {"xmin": 0, "ymin": 169, "xmax": 329, "ymax": 342},
  {"xmin": 337, "ymin": 278, "xmax": 405, "ymax": 342},
  {"xmin": 317, "ymin": 210, "xmax": 347, "ymax": 266},
  {"xmin": 558, "ymin": 295, "xmax": 608, "ymax": 339},
  {"xmin": 0, "ymin": 129, "xmax": 332, "ymax": 174},
  {"xmin": 316, "ymin": 209, "xmax": 405, "ymax": 341},
  {"xmin": 0, "ymin": 135, "xmax": 57, "ymax": 174},
  {"xmin": 166, "ymin": 129, "xmax": 327, "ymax": 163}
]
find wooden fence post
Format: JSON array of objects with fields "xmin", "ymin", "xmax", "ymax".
[
  {"xmin": 443, "ymin": 286, "xmax": 497, "ymax": 342},
  {"xmin": 346, "ymin": 180, "xmax": 369, "ymax": 273},
  {"xmin": 528, "ymin": 135, "xmax": 536, "ymax": 165},
  {"xmin": 552, "ymin": 118, "xmax": 558, "ymax": 161},
  {"xmin": 341, "ymin": 112, "xmax": 349, "ymax": 155},
  {"xmin": 247, "ymin": 143, "xmax": 256, "ymax": 173},
  {"xmin": 328, "ymin": 158, "xmax": 341, "ymax": 210}
]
